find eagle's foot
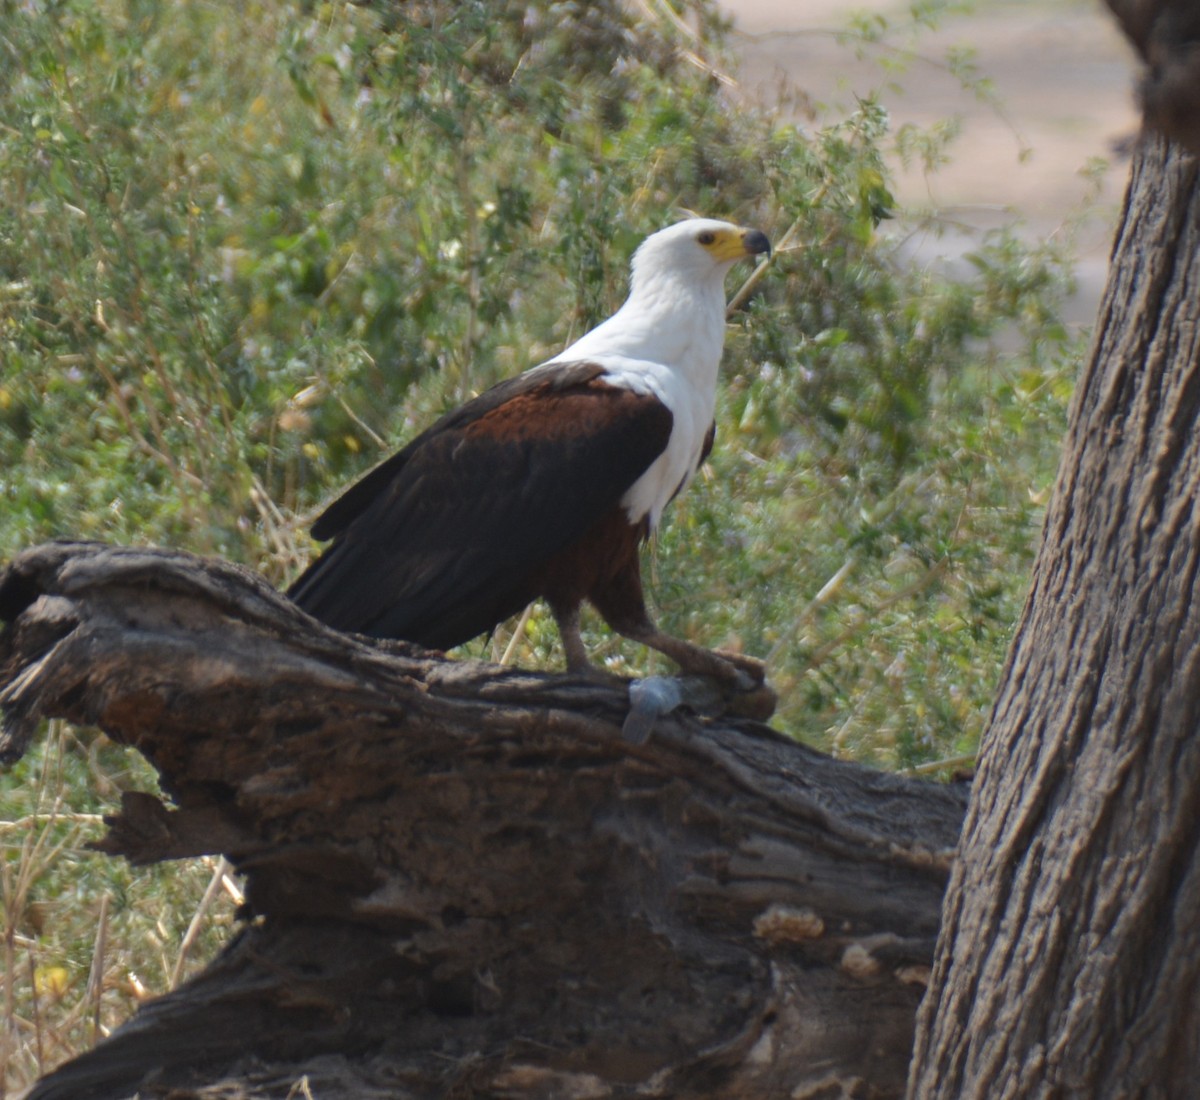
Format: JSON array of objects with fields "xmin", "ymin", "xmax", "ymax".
[
  {"xmin": 709, "ymin": 648, "xmax": 767, "ymax": 688},
  {"xmin": 665, "ymin": 645, "xmax": 776, "ymax": 722},
  {"xmin": 669, "ymin": 644, "xmax": 759, "ymax": 688},
  {"xmin": 700, "ymin": 652, "xmax": 775, "ymax": 721}
]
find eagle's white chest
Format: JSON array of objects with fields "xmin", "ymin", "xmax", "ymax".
[{"xmin": 597, "ymin": 357, "xmax": 717, "ymax": 531}]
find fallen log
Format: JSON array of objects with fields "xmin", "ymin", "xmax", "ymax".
[{"xmin": 0, "ymin": 541, "xmax": 966, "ymax": 1099}]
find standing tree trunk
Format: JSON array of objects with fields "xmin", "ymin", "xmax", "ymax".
[{"xmin": 908, "ymin": 122, "xmax": 1200, "ymax": 1100}]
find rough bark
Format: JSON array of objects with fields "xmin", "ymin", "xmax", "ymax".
[
  {"xmin": 908, "ymin": 133, "xmax": 1200, "ymax": 1098},
  {"xmin": 0, "ymin": 541, "xmax": 966, "ymax": 1100}
]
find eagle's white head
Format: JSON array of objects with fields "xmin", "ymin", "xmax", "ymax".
[
  {"xmin": 629, "ymin": 218, "xmax": 772, "ymax": 292},
  {"xmin": 552, "ymin": 217, "xmax": 770, "ymax": 374}
]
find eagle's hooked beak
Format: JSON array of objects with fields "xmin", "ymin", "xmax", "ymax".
[
  {"xmin": 740, "ymin": 227, "xmax": 772, "ymax": 261},
  {"xmin": 707, "ymin": 226, "xmax": 772, "ymax": 263}
]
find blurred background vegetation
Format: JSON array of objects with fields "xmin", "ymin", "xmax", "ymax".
[{"xmin": 2, "ymin": 0, "xmax": 1082, "ymax": 1088}]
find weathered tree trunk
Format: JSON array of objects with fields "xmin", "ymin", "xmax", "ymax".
[
  {"xmin": 0, "ymin": 541, "xmax": 966, "ymax": 1100},
  {"xmin": 907, "ymin": 128, "xmax": 1200, "ymax": 1098}
]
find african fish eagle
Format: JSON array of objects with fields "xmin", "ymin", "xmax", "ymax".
[{"xmin": 287, "ymin": 217, "xmax": 771, "ymax": 684}]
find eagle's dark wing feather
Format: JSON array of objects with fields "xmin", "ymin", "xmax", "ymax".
[
  {"xmin": 287, "ymin": 361, "xmax": 673, "ymax": 649},
  {"xmin": 308, "ymin": 361, "xmax": 607, "ymax": 541}
]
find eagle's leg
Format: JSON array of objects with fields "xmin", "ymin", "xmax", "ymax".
[
  {"xmin": 590, "ymin": 563, "xmax": 766, "ymax": 689},
  {"xmin": 553, "ymin": 603, "xmax": 593, "ymax": 674},
  {"xmin": 551, "ymin": 601, "xmax": 623, "ymax": 683},
  {"xmin": 626, "ymin": 622, "xmax": 764, "ymax": 688}
]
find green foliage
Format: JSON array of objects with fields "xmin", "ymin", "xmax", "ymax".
[{"xmin": 1, "ymin": 0, "xmax": 1083, "ymax": 1085}]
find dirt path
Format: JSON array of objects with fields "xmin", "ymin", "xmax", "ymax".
[{"xmin": 719, "ymin": 0, "xmax": 1140, "ymax": 326}]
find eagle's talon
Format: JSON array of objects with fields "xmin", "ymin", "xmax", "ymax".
[
  {"xmin": 708, "ymin": 653, "xmax": 776, "ymax": 720},
  {"xmin": 713, "ymin": 649, "xmax": 767, "ymax": 688}
]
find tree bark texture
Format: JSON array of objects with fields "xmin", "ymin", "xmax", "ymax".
[
  {"xmin": 908, "ymin": 134, "xmax": 1200, "ymax": 1098},
  {"xmin": 0, "ymin": 541, "xmax": 967, "ymax": 1100}
]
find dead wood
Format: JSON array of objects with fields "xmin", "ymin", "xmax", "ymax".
[{"xmin": 0, "ymin": 541, "xmax": 966, "ymax": 1099}]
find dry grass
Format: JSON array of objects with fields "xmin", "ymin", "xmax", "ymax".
[{"xmin": 1, "ymin": 722, "xmax": 240, "ymax": 1095}]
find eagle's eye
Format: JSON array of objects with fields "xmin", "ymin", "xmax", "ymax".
[{"xmin": 697, "ymin": 230, "xmax": 716, "ymax": 245}]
